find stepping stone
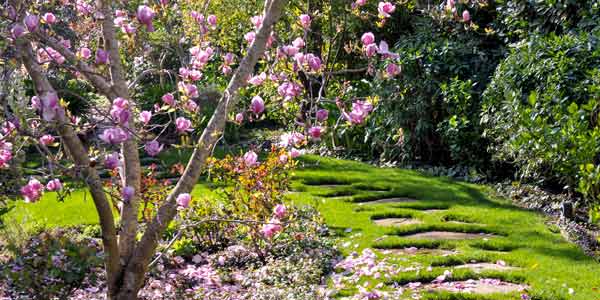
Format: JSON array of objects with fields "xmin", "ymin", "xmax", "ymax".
[
  {"xmin": 380, "ymin": 247, "xmax": 458, "ymax": 256},
  {"xmin": 446, "ymin": 221, "xmax": 486, "ymax": 226},
  {"xmin": 417, "ymin": 279, "xmax": 528, "ymax": 294},
  {"xmin": 358, "ymin": 197, "xmax": 418, "ymax": 205},
  {"xmin": 401, "ymin": 231, "xmax": 496, "ymax": 240},
  {"xmin": 373, "ymin": 218, "xmax": 422, "ymax": 227},
  {"xmin": 454, "ymin": 262, "xmax": 520, "ymax": 273},
  {"xmin": 422, "ymin": 209, "xmax": 447, "ymax": 214}
]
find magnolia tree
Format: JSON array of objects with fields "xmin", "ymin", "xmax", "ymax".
[{"xmin": 0, "ymin": 0, "xmax": 424, "ymax": 298}]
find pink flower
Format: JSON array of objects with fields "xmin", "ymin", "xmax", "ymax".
[
  {"xmin": 24, "ymin": 14, "xmax": 39, "ymax": 32},
  {"xmin": 290, "ymin": 148, "xmax": 303, "ymax": 158},
  {"xmin": 364, "ymin": 43, "xmax": 378, "ymax": 57},
  {"xmin": 46, "ymin": 179, "xmax": 62, "ymax": 191},
  {"xmin": 378, "ymin": 2, "xmax": 396, "ymax": 18},
  {"xmin": 78, "ymin": 47, "xmax": 92, "ymax": 59},
  {"xmin": 0, "ymin": 149, "xmax": 12, "ymax": 169},
  {"xmin": 222, "ymin": 65, "xmax": 232, "ymax": 75},
  {"xmin": 447, "ymin": 0, "xmax": 455, "ymax": 8},
  {"xmin": 361, "ymin": 32, "xmax": 375, "ymax": 45},
  {"xmin": 179, "ymin": 82, "xmax": 199, "ymax": 98},
  {"xmin": 299, "ymin": 14, "xmax": 311, "ymax": 29},
  {"xmin": 42, "ymin": 13, "xmax": 57, "ymax": 24},
  {"xmin": 39, "ymin": 134, "xmax": 55, "ymax": 146},
  {"xmin": 162, "ymin": 93, "xmax": 175, "ymax": 106},
  {"xmin": 292, "ymin": 37, "xmax": 305, "ymax": 48},
  {"xmin": 343, "ymin": 100, "xmax": 373, "ymax": 124},
  {"xmin": 136, "ymin": 5, "xmax": 155, "ymax": 32},
  {"xmin": 95, "ymin": 49, "xmax": 109, "ymax": 64},
  {"xmin": 175, "ymin": 117, "xmax": 193, "ymax": 133},
  {"xmin": 251, "ymin": 15, "xmax": 263, "ymax": 28},
  {"xmin": 377, "ymin": 41, "xmax": 399, "ymax": 58},
  {"xmin": 251, "ymin": 96, "xmax": 265, "ymax": 115},
  {"xmin": 223, "ymin": 53, "xmax": 235, "ymax": 65},
  {"xmin": 235, "ymin": 113, "xmax": 244, "ymax": 123},
  {"xmin": 184, "ymin": 100, "xmax": 199, "ymax": 112},
  {"xmin": 243, "ymin": 150, "xmax": 258, "ymax": 166},
  {"xmin": 21, "ymin": 178, "xmax": 44, "ymax": 203},
  {"xmin": 244, "ymin": 31, "xmax": 256, "ymax": 44},
  {"xmin": 99, "ymin": 127, "xmax": 129, "ymax": 144},
  {"xmin": 207, "ymin": 15, "xmax": 217, "ymax": 29},
  {"xmin": 355, "ymin": 0, "xmax": 367, "ymax": 7},
  {"xmin": 104, "ymin": 152, "xmax": 120, "ymax": 169},
  {"xmin": 11, "ymin": 24, "xmax": 26, "ymax": 39},
  {"xmin": 277, "ymin": 81, "xmax": 302, "ymax": 100},
  {"xmin": 273, "ymin": 204, "xmax": 287, "ymax": 218},
  {"xmin": 145, "ymin": 140, "xmax": 163, "ymax": 157},
  {"xmin": 386, "ymin": 63, "xmax": 401, "ymax": 77},
  {"xmin": 39, "ymin": 92, "xmax": 61, "ymax": 122},
  {"xmin": 279, "ymin": 154, "xmax": 288, "ymax": 164},
  {"xmin": 248, "ymin": 72, "xmax": 267, "ymax": 86},
  {"xmin": 139, "ymin": 111, "xmax": 152, "ymax": 124},
  {"xmin": 176, "ymin": 193, "xmax": 191, "ymax": 208},
  {"xmin": 316, "ymin": 109, "xmax": 329, "ymax": 121},
  {"xmin": 306, "ymin": 54, "xmax": 322, "ymax": 72},
  {"xmin": 110, "ymin": 97, "xmax": 131, "ymax": 125},
  {"xmin": 308, "ymin": 126, "xmax": 324, "ymax": 140},
  {"xmin": 462, "ymin": 10, "xmax": 471, "ymax": 22},
  {"xmin": 261, "ymin": 219, "xmax": 282, "ymax": 238},
  {"xmin": 122, "ymin": 186, "xmax": 135, "ymax": 202}
]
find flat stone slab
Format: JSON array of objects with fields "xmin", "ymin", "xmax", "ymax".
[
  {"xmin": 421, "ymin": 209, "xmax": 447, "ymax": 214},
  {"xmin": 401, "ymin": 231, "xmax": 496, "ymax": 240},
  {"xmin": 454, "ymin": 262, "xmax": 519, "ymax": 273},
  {"xmin": 359, "ymin": 197, "xmax": 418, "ymax": 205},
  {"xmin": 373, "ymin": 218, "xmax": 422, "ymax": 227},
  {"xmin": 380, "ymin": 247, "xmax": 458, "ymax": 256},
  {"xmin": 416, "ymin": 278, "xmax": 528, "ymax": 294},
  {"xmin": 446, "ymin": 220, "xmax": 485, "ymax": 225}
]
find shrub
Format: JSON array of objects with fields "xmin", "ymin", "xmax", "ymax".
[{"xmin": 482, "ymin": 31, "xmax": 600, "ymax": 205}]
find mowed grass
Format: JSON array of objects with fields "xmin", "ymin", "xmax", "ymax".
[
  {"xmin": 3, "ymin": 154, "xmax": 600, "ymax": 299},
  {"xmin": 288, "ymin": 155, "xmax": 600, "ymax": 300}
]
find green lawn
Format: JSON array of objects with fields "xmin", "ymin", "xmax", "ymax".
[{"xmin": 3, "ymin": 155, "xmax": 600, "ymax": 299}]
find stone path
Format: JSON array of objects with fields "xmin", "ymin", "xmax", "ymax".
[{"xmin": 332, "ymin": 188, "xmax": 530, "ymax": 298}]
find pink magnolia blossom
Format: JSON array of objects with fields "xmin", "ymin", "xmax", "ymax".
[
  {"xmin": 122, "ymin": 186, "xmax": 135, "ymax": 202},
  {"xmin": 175, "ymin": 117, "xmax": 193, "ymax": 133},
  {"xmin": 364, "ymin": 43, "xmax": 378, "ymax": 57},
  {"xmin": 316, "ymin": 108, "xmax": 329, "ymax": 121},
  {"xmin": 110, "ymin": 97, "xmax": 131, "ymax": 125},
  {"xmin": 223, "ymin": 53, "xmax": 235, "ymax": 65},
  {"xmin": 274, "ymin": 204, "xmax": 287, "ymax": 219},
  {"xmin": 235, "ymin": 113, "xmax": 244, "ymax": 123},
  {"xmin": 136, "ymin": 5, "xmax": 155, "ymax": 32},
  {"xmin": 261, "ymin": 219, "xmax": 283, "ymax": 238},
  {"xmin": 139, "ymin": 111, "xmax": 152, "ymax": 124},
  {"xmin": 361, "ymin": 32, "xmax": 375, "ymax": 45},
  {"xmin": 42, "ymin": 13, "xmax": 57, "ymax": 24},
  {"xmin": 250, "ymin": 96, "xmax": 265, "ymax": 115},
  {"xmin": 277, "ymin": 81, "xmax": 302, "ymax": 100},
  {"xmin": 378, "ymin": 2, "xmax": 396, "ymax": 18},
  {"xmin": 292, "ymin": 37, "xmax": 305, "ymax": 48},
  {"xmin": 354, "ymin": 0, "xmax": 367, "ymax": 7},
  {"xmin": 39, "ymin": 134, "xmax": 55, "ymax": 146},
  {"xmin": 279, "ymin": 154, "xmax": 288, "ymax": 164},
  {"xmin": 299, "ymin": 14, "xmax": 311, "ymax": 29},
  {"xmin": 244, "ymin": 31, "xmax": 256, "ymax": 44},
  {"xmin": 308, "ymin": 126, "xmax": 324, "ymax": 140},
  {"xmin": 162, "ymin": 93, "xmax": 175, "ymax": 106},
  {"xmin": 190, "ymin": 11, "xmax": 204, "ymax": 23},
  {"xmin": 377, "ymin": 41, "xmax": 399, "ymax": 58},
  {"xmin": 95, "ymin": 49, "xmax": 109, "ymax": 64},
  {"xmin": 46, "ymin": 179, "xmax": 63, "ymax": 191},
  {"xmin": 177, "ymin": 193, "xmax": 192, "ymax": 208},
  {"xmin": 24, "ymin": 14, "xmax": 39, "ymax": 32},
  {"xmin": 306, "ymin": 54, "xmax": 322, "ymax": 72},
  {"xmin": 184, "ymin": 100, "xmax": 199, "ymax": 112},
  {"xmin": 386, "ymin": 63, "xmax": 401, "ymax": 77},
  {"xmin": 104, "ymin": 152, "xmax": 120, "ymax": 169},
  {"xmin": 39, "ymin": 92, "xmax": 61, "ymax": 122},
  {"xmin": 290, "ymin": 148, "xmax": 303, "ymax": 158},
  {"xmin": 344, "ymin": 100, "xmax": 373, "ymax": 124},
  {"xmin": 251, "ymin": 15, "xmax": 263, "ymax": 28},
  {"xmin": 447, "ymin": 0, "xmax": 455, "ymax": 8},
  {"xmin": 282, "ymin": 45, "xmax": 300, "ymax": 57},
  {"xmin": 222, "ymin": 65, "xmax": 232, "ymax": 75},
  {"xmin": 78, "ymin": 47, "xmax": 92, "ymax": 59},
  {"xmin": 179, "ymin": 82, "xmax": 199, "ymax": 98},
  {"xmin": 248, "ymin": 72, "xmax": 267, "ymax": 86},
  {"xmin": 99, "ymin": 127, "xmax": 129, "ymax": 144},
  {"xmin": 76, "ymin": 0, "xmax": 93, "ymax": 15},
  {"xmin": 145, "ymin": 140, "xmax": 163, "ymax": 157},
  {"xmin": 243, "ymin": 150, "xmax": 258, "ymax": 166},
  {"xmin": 21, "ymin": 178, "xmax": 44, "ymax": 203},
  {"xmin": 462, "ymin": 10, "xmax": 471, "ymax": 22},
  {"xmin": 207, "ymin": 15, "xmax": 217, "ymax": 29},
  {"xmin": 11, "ymin": 24, "xmax": 26, "ymax": 39}
]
